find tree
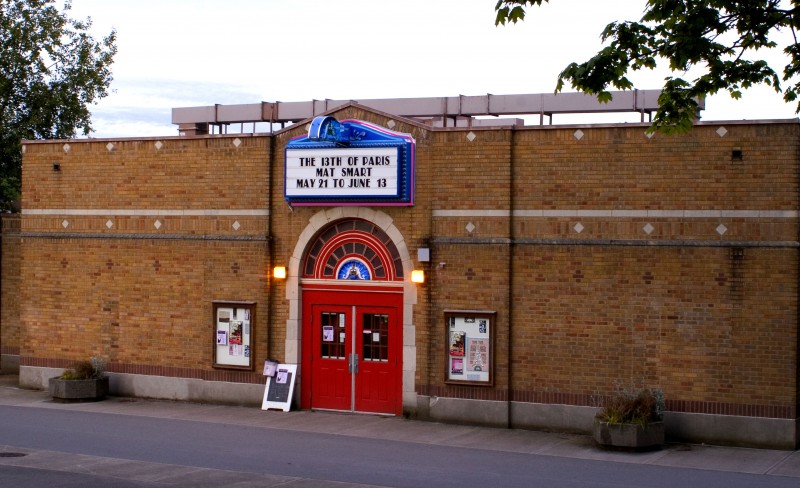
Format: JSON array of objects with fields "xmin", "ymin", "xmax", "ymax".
[
  {"xmin": 0, "ymin": 0, "xmax": 116, "ymax": 211},
  {"xmin": 495, "ymin": 0, "xmax": 799, "ymax": 133}
]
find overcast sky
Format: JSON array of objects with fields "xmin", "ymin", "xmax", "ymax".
[{"xmin": 67, "ymin": 0, "xmax": 799, "ymax": 138}]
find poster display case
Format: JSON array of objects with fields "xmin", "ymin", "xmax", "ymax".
[
  {"xmin": 213, "ymin": 301, "xmax": 255, "ymax": 370},
  {"xmin": 445, "ymin": 310, "xmax": 495, "ymax": 386}
]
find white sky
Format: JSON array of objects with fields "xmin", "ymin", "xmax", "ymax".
[{"xmin": 67, "ymin": 0, "xmax": 800, "ymax": 138}]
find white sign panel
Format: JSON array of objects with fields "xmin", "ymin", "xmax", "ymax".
[
  {"xmin": 286, "ymin": 147, "xmax": 399, "ymax": 197},
  {"xmin": 262, "ymin": 363, "xmax": 297, "ymax": 412}
]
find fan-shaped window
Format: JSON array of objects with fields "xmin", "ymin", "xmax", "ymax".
[{"xmin": 302, "ymin": 219, "xmax": 404, "ymax": 281}]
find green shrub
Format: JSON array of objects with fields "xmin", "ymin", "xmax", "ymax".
[
  {"xmin": 58, "ymin": 356, "xmax": 107, "ymax": 380},
  {"xmin": 595, "ymin": 386, "xmax": 665, "ymax": 426}
]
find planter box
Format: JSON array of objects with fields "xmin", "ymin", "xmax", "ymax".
[
  {"xmin": 49, "ymin": 377, "xmax": 109, "ymax": 402},
  {"xmin": 593, "ymin": 420, "xmax": 664, "ymax": 450}
]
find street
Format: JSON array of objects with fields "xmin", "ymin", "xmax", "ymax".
[{"xmin": 0, "ymin": 404, "xmax": 798, "ymax": 487}]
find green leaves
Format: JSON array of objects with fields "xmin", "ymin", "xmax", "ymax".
[
  {"xmin": 0, "ymin": 0, "xmax": 116, "ymax": 211},
  {"xmin": 495, "ymin": 0, "xmax": 800, "ymax": 133},
  {"xmin": 494, "ymin": 0, "xmax": 548, "ymax": 26}
]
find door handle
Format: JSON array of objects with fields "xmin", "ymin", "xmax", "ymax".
[{"xmin": 348, "ymin": 353, "xmax": 359, "ymax": 374}]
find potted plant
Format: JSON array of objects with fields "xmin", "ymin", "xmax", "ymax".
[
  {"xmin": 49, "ymin": 356, "xmax": 109, "ymax": 402},
  {"xmin": 592, "ymin": 385, "xmax": 665, "ymax": 449}
]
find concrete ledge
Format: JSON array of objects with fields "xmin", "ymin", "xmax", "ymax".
[
  {"xmin": 20, "ymin": 366, "xmax": 61, "ymax": 389},
  {"xmin": 21, "ymin": 366, "xmax": 265, "ymax": 407},
  {"xmin": 665, "ymin": 411, "xmax": 798, "ymax": 450},
  {"xmin": 416, "ymin": 395, "xmax": 509, "ymax": 428},
  {"xmin": 511, "ymin": 401, "xmax": 597, "ymax": 434},
  {"xmin": 415, "ymin": 397, "xmax": 598, "ymax": 432}
]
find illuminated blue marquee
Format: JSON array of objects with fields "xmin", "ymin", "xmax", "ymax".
[{"xmin": 285, "ymin": 116, "xmax": 415, "ymax": 206}]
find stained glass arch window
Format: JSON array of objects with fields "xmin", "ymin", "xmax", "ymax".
[{"xmin": 302, "ymin": 219, "xmax": 404, "ymax": 281}]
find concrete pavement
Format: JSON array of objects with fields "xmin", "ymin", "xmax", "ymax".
[{"xmin": 0, "ymin": 373, "xmax": 798, "ymax": 487}]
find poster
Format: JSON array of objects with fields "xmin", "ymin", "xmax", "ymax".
[
  {"xmin": 263, "ymin": 360, "xmax": 278, "ymax": 376},
  {"xmin": 322, "ymin": 325, "xmax": 334, "ymax": 342},
  {"xmin": 451, "ymin": 357, "xmax": 463, "ymax": 374},
  {"xmin": 446, "ymin": 312, "xmax": 493, "ymax": 384},
  {"xmin": 276, "ymin": 369, "xmax": 288, "ymax": 384},
  {"xmin": 467, "ymin": 338, "xmax": 488, "ymax": 372},
  {"xmin": 214, "ymin": 303, "xmax": 254, "ymax": 369},
  {"xmin": 449, "ymin": 331, "xmax": 465, "ymax": 357},
  {"xmin": 229, "ymin": 321, "xmax": 243, "ymax": 345}
]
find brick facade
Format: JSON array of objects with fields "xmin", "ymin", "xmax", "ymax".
[
  {"xmin": 1, "ymin": 215, "xmax": 20, "ymax": 368},
  {"xmin": 4, "ymin": 105, "xmax": 798, "ymax": 447}
]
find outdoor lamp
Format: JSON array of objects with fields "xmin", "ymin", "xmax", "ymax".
[
  {"xmin": 273, "ymin": 266, "xmax": 287, "ymax": 279},
  {"xmin": 411, "ymin": 269, "xmax": 425, "ymax": 284}
]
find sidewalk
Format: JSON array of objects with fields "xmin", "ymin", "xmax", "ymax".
[{"xmin": 0, "ymin": 372, "xmax": 798, "ymax": 486}]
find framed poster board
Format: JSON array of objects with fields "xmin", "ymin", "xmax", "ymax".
[
  {"xmin": 213, "ymin": 301, "xmax": 255, "ymax": 370},
  {"xmin": 445, "ymin": 310, "xmax": 495, "ymax": 386},
  {"xmin": 261, "ymin": 363, "xmax": 297, "ymax": 412}
]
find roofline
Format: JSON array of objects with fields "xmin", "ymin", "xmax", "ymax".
[{"xmin": 171, "ymin": 90, "xmax": 683, "ymax": 127}]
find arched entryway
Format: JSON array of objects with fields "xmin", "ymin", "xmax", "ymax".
[{"xmin": 284, "ymin": 208, "xmax": 417, "ymax": 416}]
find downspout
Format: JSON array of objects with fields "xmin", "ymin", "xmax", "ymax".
[
  {"xmin": 266, "ymin": 132, "xmax": 276, "ymax": 361},
  {"xmin": 507, "ymin": 126, "xmax": 516, "ymax": 428},
  {"xmin": 425, "ymin": 235, "xmax": 434, "ymax": 413}
]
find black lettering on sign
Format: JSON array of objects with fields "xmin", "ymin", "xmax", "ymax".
[
  {"xmin": 361, "ymin": 156, "xmax": 390, "ymax": 165},
  {"xmin": 296, "ymin": 179, "xmax": 315, "ymax": 188},
  {"xmin": 348, "ymin": 178, "xmax": 370, "ymax": 188},
  {"xmin": 340, "ymin": 167, "xmax": 373, "ymax": 177}
]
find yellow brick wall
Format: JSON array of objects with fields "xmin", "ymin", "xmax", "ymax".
[
  {"xmin": 11, "ymin": 111, "xmax": 799, "ymax": 418},
  {"xmin": 1, "ymin": 215, "xmax": 21, "ymax": 360},
  {"xmin": 19, "ymin": 135, "xmax": 271, "ymax": 381}
]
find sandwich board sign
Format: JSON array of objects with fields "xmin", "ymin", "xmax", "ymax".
[{"xmin": 261, "ymin": 363, "xmax": 297, "ymax": 412}]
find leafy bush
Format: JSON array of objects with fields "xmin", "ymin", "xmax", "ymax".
[
  {"xmin": 58, "ymin": 356, "xmax": 107, "ymax": 380},
  {"xmin": 595, "ymin": 386, "xmax": 664, "ymax": 426}
]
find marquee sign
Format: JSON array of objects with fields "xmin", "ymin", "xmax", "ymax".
[{"xmin": 285, "ymin": 116, "xmax": 415, "ymax": 206}]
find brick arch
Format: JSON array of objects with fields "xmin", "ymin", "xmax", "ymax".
[
  {"xmin": 302, "ymin": 218, "xmax": 404, "ymax": 281},
  {"xmin": 283, "ymin": 207, "xmax": 417, "ymax": 412}
]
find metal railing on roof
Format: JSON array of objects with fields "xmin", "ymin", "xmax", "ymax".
[{"xmin": 172, "ymin": 90, "xmax": 698, "ymax": 135}]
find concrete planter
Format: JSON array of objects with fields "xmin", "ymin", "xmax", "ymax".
[
  {"xmin": 49, "ymin": 377, "xmax": 109, "ymax": 402},
  {"xmin": 593, "ymin": 420, "xmax": 664, "ymax": 450}
]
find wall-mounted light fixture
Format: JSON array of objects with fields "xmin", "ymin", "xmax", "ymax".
[
  {"xmin": 411, "ymin": 269, "xmax": 425, "ymax": 284},
  {"xmin": 273, "ymin": 266, "xmax": 287, "ymax": 279}
]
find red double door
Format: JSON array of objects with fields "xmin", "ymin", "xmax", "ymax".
[{"xmin": 301, "ymin": 287, "xmax": 402, "ymax": 415}]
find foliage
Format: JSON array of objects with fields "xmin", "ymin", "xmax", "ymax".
[
  {"xmin": 58, "ymin": 356, "xmax": 107, "ymax": 380},
  {"xmin": 0, "ymin": 0, "xmax": 117, "ymax": 211},
  {"xmin": 595, "ymin": 386, "xmax": 665, "ymax": 426},
  {"xmin": 495, "ymin": 0, "xmax": 800, "ymax": 133}
]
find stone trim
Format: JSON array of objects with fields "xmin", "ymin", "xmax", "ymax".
[
  {"xmin": 22, "ymin": 209, "xmax": 270, "ymax": 216},
  {"xmin": 432, "ymin": 209, "xmax": 799, "ymax": 219}
]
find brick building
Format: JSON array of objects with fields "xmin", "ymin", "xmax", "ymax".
[{"xmin": 2, "ymin": 93, "xmax": 798, "ymax": 449}]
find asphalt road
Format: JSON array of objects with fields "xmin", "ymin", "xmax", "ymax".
[{"xmin": 0, "ymin": 405, "xmax": 798, "ymax": 487}]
